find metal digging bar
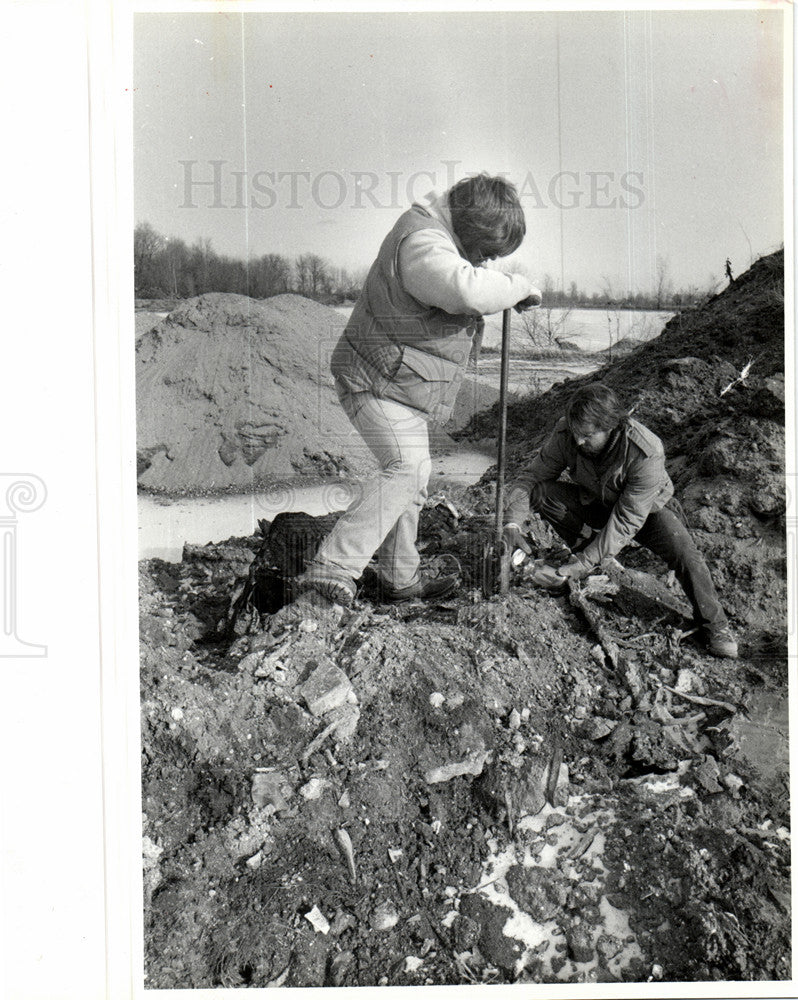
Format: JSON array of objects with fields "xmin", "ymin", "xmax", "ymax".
[{"xmin": 494, "ymin": 307, "xmax": 513, "ymax": 595}]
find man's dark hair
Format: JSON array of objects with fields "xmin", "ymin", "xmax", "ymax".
[
  {"xmin": 448, "ymin": 174, "xmax": 526, "ymax": 261},
  {"xmin": 566, "ymin": 383, "xmax": 628, "ymax": 433}
]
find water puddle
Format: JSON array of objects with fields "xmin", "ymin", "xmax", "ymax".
[
  {"xmin": 139, "ymin": 447, "xmax": 494, "ymax": 561},
  {"xmin": 725, "ymin": 688, "xmax": 789, "ymax": 794}
]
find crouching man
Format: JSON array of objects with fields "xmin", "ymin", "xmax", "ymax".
[{"xmin": 503, "ymin": 383, "xmax": 737, "ymax": 658}]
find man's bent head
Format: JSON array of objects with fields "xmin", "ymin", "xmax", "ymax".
[
  {"xmin": 448, "ymin": 174, "xmax": 526, "ymax": 266},
  {"xmin": 566, "ymin": 383, "xmax": 627, "ymax": 456}
]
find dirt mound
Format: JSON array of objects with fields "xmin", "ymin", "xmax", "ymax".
[
  {"xmin": 140, "ymin": 504, "xmax": 789, "ymax": 987},
  {"xmin": 135, "ymin": 311, "xmax": 163, "ymax": 341},
  {"xmin": 598, "ymin": 337, "xmax": 644, "ymax": 357},
  {"xmin": 136, "ymin": 293, "xmax": 484, "ymax": 495},
  {"xmin": 136, "ymin": 293, "xmax": 381, "ymax": 493},
  {"xmin": 466, "ymin": 249, "xmax": 786, "ymax": 636}
]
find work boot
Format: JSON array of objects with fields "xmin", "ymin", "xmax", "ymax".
[
  {"xmin": 379, "ymin": 572, "xmax": 458, "ymax": 604},
  {"xmin": 295, "ymin": 569, "xmax": 356, "ymax": 607},
  {"xmin": 704, "ymin": 625, "xmax": 738, "ymax": 659}
]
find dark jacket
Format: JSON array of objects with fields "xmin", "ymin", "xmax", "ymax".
[{"xmin": 506, "ymin": 416, "xmax": 674, "ymax": 567}]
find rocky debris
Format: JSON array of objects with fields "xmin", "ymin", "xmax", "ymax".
[
  {"xmin": 251, "ymin": 769, "xmax": 292, "ymax": 811},
  {"xmin": 505, "ymin": 865, "xmax": 567, "ymax": 922},
  {"xmin": 140, "ymin": 251, "xmax": 789, "ymax": 988},
  {"xmin": 298, "ymin": 659, "xmax": 353, "ymax": 716}
]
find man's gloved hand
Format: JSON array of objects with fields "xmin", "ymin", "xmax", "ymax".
[
  {"xmin": 555, "ymin": 558, "xmax": 589, "ymax": 581},
  {"xmin": 503, "ymin": 522, "xmax": 532, "ymax": 555},
  {"xmin": 514, "ymin": 288, "xmax": 543, "ymax": 313}
]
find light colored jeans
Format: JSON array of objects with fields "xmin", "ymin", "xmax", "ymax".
[{"xmin": 309, "ymin": 388, "xmax": 431, "ymax": 590}]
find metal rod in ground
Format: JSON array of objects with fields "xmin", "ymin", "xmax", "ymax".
[{"xmin": 495, "ymin": 308, "xmax": 512, "ymax": 595}]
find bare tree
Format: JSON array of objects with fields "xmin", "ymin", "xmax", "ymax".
[
  {"xmin": 655, "ymin": 255, "xmax": 672, "ymax": 310},
  {"xmin": 294, "ymin": 254, "xmax": 331, "ymax": 297},
  {"xmin": 518, "ymin": 302, "xmax": 574, "ymax": 350},
  {"xmin": 249, "ymin": 253, "xmax": 291, "ymax": 298},
  {"xmin": 134, "ymin": 222, "xmax": 164, "ymax": 294}
]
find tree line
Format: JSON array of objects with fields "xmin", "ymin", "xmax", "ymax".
[
  {"xmin": 134, "ymin": 222, "xmax": 366, "ymax": 304},
  {"xmin": 136, "ymin": 222, "xmax": 719, "ymax": 311}
]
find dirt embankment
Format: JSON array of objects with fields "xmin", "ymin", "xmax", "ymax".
[{"xmin": 139, "ymin": 251, "xmax": 789, "ymax": 989}]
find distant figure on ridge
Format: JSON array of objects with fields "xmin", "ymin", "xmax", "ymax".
[
  {"xmin": 725, "ymin": 257, "xmax": 734, "ymax": 283},
  {"xmin": 298, "ymin": 173, "xmax": 542, "ymax": 606}
]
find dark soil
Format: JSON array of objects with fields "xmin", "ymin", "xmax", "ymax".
[{"xmin": 139, "ymin": 250, "xmax": 789, "ymax": 988}]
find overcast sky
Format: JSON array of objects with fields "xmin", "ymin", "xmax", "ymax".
[{"xmin": 134, "ymin": 8, "xmax": 784, "ymax": 297}]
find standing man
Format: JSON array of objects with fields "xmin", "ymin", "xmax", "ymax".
[
  {"xmin": 299, "ymin": 173, "xmax": 541, "ymax": 605},
  {"xmin": 503, "ymin": 383, "xmax": 738, "ymax": 658}
]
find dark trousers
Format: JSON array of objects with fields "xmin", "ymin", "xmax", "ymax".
[{"xmin": 531, "ymin": 481, "xmax": 727, "ymax": 631}]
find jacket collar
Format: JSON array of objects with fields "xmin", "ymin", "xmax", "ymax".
[{"xmin": 413, "ymin": 189, "xmax": 468, "ymax": 257}]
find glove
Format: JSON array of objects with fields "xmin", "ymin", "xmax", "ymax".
[
  {"xmin": 514, "ymin": 288, "xmax": 543, "ymax": 313},
  {"xmin": 555, "ymin": 558, "xmax": 589, "ymax": 581},
  {"xmin": 503, "ymin": 522, "xmax": 532, "ymax": 555}
]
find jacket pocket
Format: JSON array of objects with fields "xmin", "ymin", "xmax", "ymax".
[
  {"xmin": 383, "ymin": 345, "xmax": 463, "ymax": 416},
  {"xmin": 395, "ymin": 345, "xmax": 462, "ymax": 384}
]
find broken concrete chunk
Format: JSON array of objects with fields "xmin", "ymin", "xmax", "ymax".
[
  {"xmin": 722, "ymin": 772, "xmax": 744, "ymax": 794},
  {"xmin": 251, "ymin": 770, "xmax": 292, "ymax": 811},
  {"xmin": 576, "ymin": 717, "xmax": 618, "ymax": 740},
  {"xmin": 142, "ymin": 835, "xmax": 163, "ymax": 869},
  {"xmin": 371, "ymin": 900, "xmax": 400, "ymax": 931},
  {"xmin": 299, "ymin": 661, "xmax": 353, "ymax": 716},
  {"xmin": 327, "ymin": 702, "xmax": 360, "ymax": 742},
  {"xmin": 582, "ymin": 574, "xmax": 619, "ymax": 601},
  {"xmin": 675, "ymin": 668, "xmax": 702, "ymax": 694},
  {"xmin": 300, "ymin": 777, "xmax": 329, "ymax": 800},
  {"xmin": 304, "ymin": 905, "xmax": 330, "ymax": 934},
  {"xmin": 425, "ymin": 750, "xmax": 489, "ymax": 785}
]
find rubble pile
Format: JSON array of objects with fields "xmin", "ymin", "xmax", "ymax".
[{"xmin": 139, "ymin": 252, "xmax": 789, "ymax": 987}]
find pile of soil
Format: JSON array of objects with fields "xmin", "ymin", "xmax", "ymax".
[
  {"xmin": 136, "ymin": 293, "xmax": 375, "ymax": 494},
  {"xmin": 139, "ymin": 251, "xmax": 789, "ymax": 988},
  {"xmin": 135, "ymin": 311, "xmax": 163, "ymax": 342}
]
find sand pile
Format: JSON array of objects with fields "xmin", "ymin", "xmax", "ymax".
[
  {"xmin": 135, "ymin": 311, "xmax": 163, "ymax": 341},
  {"xmin": 136, "ymin": 293, "xmax": 381, "ymax": 494}
]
